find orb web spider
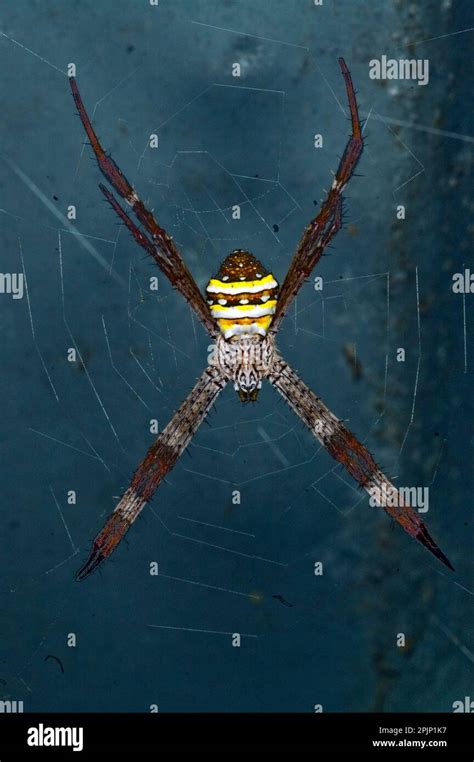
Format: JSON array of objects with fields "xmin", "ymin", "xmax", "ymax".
[{"xmin": 70, "ymin": 58, "xmax": 452, "ymax": 581}]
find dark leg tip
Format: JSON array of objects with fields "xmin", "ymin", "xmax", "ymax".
[
  {"xmin": 76, "ymin": 547, "xmax": 106, "ymax": 581},
  {"xmin": 417, "ymin": 527, "xmax": 454, "ymax": 571},
  {"xmin": 436, "ymin": 549, "xmax": 455, "ymax": 572}
]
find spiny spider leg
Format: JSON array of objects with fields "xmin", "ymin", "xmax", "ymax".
[
  {"xmin": 271, "ymin": 57, "xmax": 363, "ymax": 333},
  {"xmin": 77, "ymin": 367, "xmax": 227, "ymax": 580},
  {"xmin": 98, "ymin": 182, "xmax": 217, "ymax": 335},
  {"xmin": 269, "ymin": 357, "xmax": 454, "ymax": 571},
  {"xmin": 69, "ymin": 77, "xmax": 219, "ymax": 338}
]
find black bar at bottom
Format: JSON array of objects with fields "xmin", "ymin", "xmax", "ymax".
[{"xmin": 0, "ymin": 712, "xmax": 472, "ymax": 756}]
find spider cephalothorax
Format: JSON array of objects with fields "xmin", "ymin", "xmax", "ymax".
[
  {"xmin": 207, "ymin": 250, "xmax": 278, "ymax": 401},
  {"xmin": 70, "ymin": 58, "xmax": 453, "ymax": 581},
  {"xmin": 212, "ymin": 332, "xmax": 276, "ymax": 402}
]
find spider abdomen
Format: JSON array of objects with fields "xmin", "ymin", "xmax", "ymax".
[{"xmin": 206, "ymin": 250, "xmax": 279, "ymax": 339}]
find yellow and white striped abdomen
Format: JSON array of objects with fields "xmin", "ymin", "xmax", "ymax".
[{"xmin": 206, "ymin": 250, "xmax": 279, "ymax": 339}]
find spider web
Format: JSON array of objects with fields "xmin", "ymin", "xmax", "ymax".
[{"xmin": 0, "ymin": 0, "xmax": 472, "ymax": 713}]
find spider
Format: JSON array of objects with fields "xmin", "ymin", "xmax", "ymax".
[{"xmin": 70, "ymin": 58, "xmax": 453, "ymax": 581}]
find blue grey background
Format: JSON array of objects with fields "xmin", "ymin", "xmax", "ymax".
[{"xmin": 0, "ymin": 0, "xmax": 472, "ymax": 712}]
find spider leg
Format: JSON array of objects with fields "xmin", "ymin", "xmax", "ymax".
[
  {"xmin": 268, "ymin": 357, "xmax": 454, "ymax": 571},
  {"xmin": 69, "ymin": 77, "xmax": 219, "ymax": 338},
  {"xmin": 98, "ymin": 183, "xmax": 218, "ymax": 337},
  {"xmin": 271, "ymin": 58, "xmax": 363, "ymax": 334},
  {"xmin": 77, "ymin": 366, "xmax": 227, "ymax": 580}
]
